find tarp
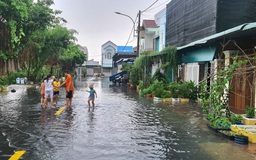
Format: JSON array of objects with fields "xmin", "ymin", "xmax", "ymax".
[{"xmin": 117, "ymin": 46, "xmax": 133, "ymax": 53}]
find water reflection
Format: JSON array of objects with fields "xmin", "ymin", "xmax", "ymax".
[{"xmin": 0, "ymin": 79, "xmax": 255, "ymax": 160}]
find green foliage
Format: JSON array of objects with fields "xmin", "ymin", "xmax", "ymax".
[
  {"xmin": 230, "ymin": 114, "xmax": 243, "ymax": 124},
  {"xmin": 199, "ymin": 81, "xmax": 210, "ymax": 114},
  {"xmin": 167, "ymin": 81, "xmax": 180, "ymax": 98},
  {"xmin": 130, "ymin": 46, "xmax": 178, "ymax": 89},
  {"xmin": 151, "ymin": 69, "xmax": 168, "ymax": 84},
  {"xmin": 245, "ymin": 106, "xmax": 255, "ymax": 118},
  {"xmin": 58, "ymin": 44, "xmax": 86, "ymax": 70},
  {"xmin": 82, "ymin": 68, "xmax": 87, "ymax": 75},
  {"xmin": 199, "ymin": 56, "xmax": 248, "ymax": 126},
  {"xmin": 130, "ymin": 66, "xmax": 140, "ymax": 87},
  {"xmin": 140, "ymin": 86, "xmax": 153, "ymax": 96},
  {"xmin": 213, "ymin": 117, "xmax": 232, "ymax": 128},
  {"xmin": 150, "ymin": 80, "xmax": 170, "ymax": 98},
  {"xmin": 121, "ymin": 63, "xmax": 133, "ymax": 72},
  {"xmin": 167, "ymin": 81, "xmax": 198, "ymax": 99},
  {"xmin": 0, "ymin": 0, "xmax": 80, "ymax": 83},
  {"xmin": 0, "ymin": 70, "xmax": 26, "ymax": 85}
]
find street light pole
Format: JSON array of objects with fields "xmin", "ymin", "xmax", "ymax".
[
  {"xmin": 136, "ymin": 10, "xmax": 141, "ymax": 57},
  {"xmin": 114, "ymin": 12, "xmax": 135, "ymax": 36}
]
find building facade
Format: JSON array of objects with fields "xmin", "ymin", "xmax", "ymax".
[
  {"xmin": 140, "ymin": 20, "xmax": 158, "ymax": 53},
  {"xmin": 101, "ymin": 41, "xmax": 117, "ymax": 76},
  {"xmin": 76, "ymin": 45, "xmax": 88, "ymax": 78},
  {"xmin": 166, "ymin": 0, "xmax": 256, "ymax": 47},
  {"xmin": 154, "ymin": 7, "xmax": 166, "ymax": 52}
]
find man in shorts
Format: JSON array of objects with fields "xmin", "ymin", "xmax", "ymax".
[{"xmin": 59, "ymin": 71, "xmax": 73, "ymax": 108}]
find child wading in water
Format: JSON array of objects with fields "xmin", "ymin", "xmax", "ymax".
[{"xmin": 86, "ymin": 84, "xmax": 97, "ymax": 108}]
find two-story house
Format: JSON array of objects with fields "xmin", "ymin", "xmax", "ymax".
[{"xmin": 101, "ymin": 41, "xmax": 117, "ymax": 76}]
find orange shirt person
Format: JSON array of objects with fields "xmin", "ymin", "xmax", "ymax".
[
  {"xmin": 59, "ymin": 70, "xmax": 73, "ymax": 108},
  {"xmin": 40, "ymin": 78, "xmax": 46, "ymax": 107}
]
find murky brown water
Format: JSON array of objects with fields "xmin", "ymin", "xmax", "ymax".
[{"xmin": 0, "ymin": 77, "xmax": 255, "ymax": 160}]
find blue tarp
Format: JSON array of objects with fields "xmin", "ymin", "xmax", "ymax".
[{"xmin": 117, "ymin": 46, "xmax": 133, "ymax": 53}]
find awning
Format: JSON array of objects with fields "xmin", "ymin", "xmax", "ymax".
[{"xmin": 180, "ymin": 45, "xmax": 217, "ymax": 63}]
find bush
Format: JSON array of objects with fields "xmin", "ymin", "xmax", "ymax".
[
  {"xmin": 167, "ymin": 81, "xmax": 180, "ymax": 98},
  {"xmin": 151, "ymin": 69, "xmax": 168, "ymax": 84},
  {"xmin": 167, "ymin": 81, "xmax": 198, "ymax": 99},
  {"xmin": 0, "ymin": 71, "xmax": 27, "ymax": 85},
  {"xmin": 230, "ymin": 114, "xmax": 243, "ymax": 124},
  {"xmin": 150, "ymin": 80, "xmax": 169, "ymax": 98},
  {"xmin": 245, "ymin": 106, "xmax": 255, "ymax": 118},
  {"xmin": 184, "ymin": 81, "xmax": 198, "ymax": 100}
]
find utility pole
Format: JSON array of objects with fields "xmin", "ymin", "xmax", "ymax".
[{"xmin": 136, "ymin": 10, "xmax": 141, "ymax": 57}]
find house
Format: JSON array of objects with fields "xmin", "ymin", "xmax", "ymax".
[
  {"xmin": 165, "ymin": 0, "xmax": 256, "ymax": 113},
  {"xmin": 101, "ymin": 41, "xmax": 117, "ymax": 76},
  {"xmin": 84, "ymin": 59, "xmax": 101, "ymax": 77},
  {"xmin": 154, "ymin": 7, "xmax": 166, "ymax": 52},
  {"xmin": 75, "ymin": 45, "xmax": 88, "ymax": 77},
  {"xmin": 112, "ymin": 46, "xmax": 136, "ymax": 75},
  {"xmin": 140, "ymin": 20, "xmax": 158, "ymax": 53},
  {"xmin": 177, "ymin": 22, "xmax": 256, "ymax": 113},
  {"xmin": 166, "ymin": 0, "xmax": 256, "ymax": 84},
  {"xmin": 166, "ymin": 0, "xmax": 256, "ymax": 47}
]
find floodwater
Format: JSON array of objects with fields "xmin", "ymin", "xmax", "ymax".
[{"xmin": 0, "ymin": 77, "xmax": 256, "ymax": 160}]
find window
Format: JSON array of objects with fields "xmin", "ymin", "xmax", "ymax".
[{"xmin": 107, "ymin": 53, "xmax": 111, "ymax": 59}]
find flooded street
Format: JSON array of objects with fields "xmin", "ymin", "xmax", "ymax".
[{"xmin": 0, "ymin": 77, "xmax": 255, "ymax": 160}]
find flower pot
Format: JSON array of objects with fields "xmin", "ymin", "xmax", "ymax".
[
  {"xmin": 218, "ymin": 130, "xmax": 236, "ymax": 140},
  {"xmin": 136, "ymin": 85, "xmax": 140, "ymax": 92},
  {"xmin": 234, "ymin": 135, "xmax": 248, "ymax": 145},
  {"xmin": 180, "ymin": 98, "xmax": 189, "ymax": 103},
  {"xmin": 171, "ymin": 98, "xmax": 180, "ymax": 104},
  {"xmin": 163, "ymin": 98, "xmax": 172, "ymax": 102},
  {"xmin": 146, "ymin": 94, "xmax": 154, "ymax": 98},
  {"xmin": 153, "ymin": 97, "xmax": 163, "ymax": 102},
  {"xmin": 206, "ymin": 123, "xmax": 230, "ymax": 133}
]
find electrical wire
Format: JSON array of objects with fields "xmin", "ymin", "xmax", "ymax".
[
  {"xmin": 143, "ymin": 0, "xmax": 170, "ymax": 13},
  {"xmin": 119, "ymin": 14, "xmax": 139, "ymax": 53},
  {"xmin": 142, "ymin": 0, "xmax": 159, "ymax": 13}
]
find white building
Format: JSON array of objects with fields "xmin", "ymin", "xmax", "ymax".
[
  {"xmin": 154, "ymin": 8, "xmax": 166, "ymax": 52},
  {"xmin": 140, "ymin": 20, "xmax": 159, "ymax": 53},
  {"xmin": 101, "ymin": 41, "xmax": 117, "ymax": 76},
  {"xmin": 76, "ymin": 45, "xmax": 88, "ymax": 77}
]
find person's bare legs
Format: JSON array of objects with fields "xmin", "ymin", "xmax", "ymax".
[
  {"xmin": 44, "ymin": 98, "xmax": 48, "ymax": 108},
  {"xmin": 50, "ymin": 98, "xmax": 54, "ymax": 108},
  {"xmin": 66, "ymin": 98, "xmax": 71, "ymax": 108},
  {"xmin": 55, "ymin": 95, "xmax": 59, "ymax": 106},
  {"xmin": 92, "ymin": 99, "xmax": 95, "ymax": 107},
  {"xmin": 69, "ymin": 98, "xmax": 72, "ymax": 107},
  {"xmin": 41, "ymin": 96, "xmax": 44, "ymax": 107},
  {"xmin": 88, "ymin": 99, "xmax": 91, "ymax": 108}
]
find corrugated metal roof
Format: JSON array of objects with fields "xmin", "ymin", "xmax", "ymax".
[
  {"xmin": 177, "ymin": 22, "xmax": 256, "ymax": 50},
  {"xmin": 242, "ymin": 22, "xmax": 256, "ymax": 31}
]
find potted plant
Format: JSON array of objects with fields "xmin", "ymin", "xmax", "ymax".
[
  {"xmin": 207, "ymin": 117, "xmax": 231, "ymax": 133},
  {"xmin": 245, "ymin": 106, "xmax": 255, "ymax": 118},
  {"xmin": 230, "ymin": 114, "xmax": 243, "ymax": 124},
  {"xmin": 218, "ymin": 130, "xmax": 237, "ymax": 140}
]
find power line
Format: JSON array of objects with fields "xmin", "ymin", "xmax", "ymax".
[
  {"xmin": 143, "ymin": 0, "xmax": 170, "ymax": 13},
  {"xmin": 142, "ymin": 0, "xmax": 159, "ymax": 13}
]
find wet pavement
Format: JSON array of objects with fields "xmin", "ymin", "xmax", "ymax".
[{"xmin": 0, "ymin": 77, "xmax": 256, "ymax": 160}]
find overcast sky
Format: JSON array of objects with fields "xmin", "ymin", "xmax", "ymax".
[{"xmin": 51, "ymin": 0, "xmax": 170, "ymax": 62}]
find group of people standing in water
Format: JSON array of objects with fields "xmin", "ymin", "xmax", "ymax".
[
  {"xmin": 40, "ymin": 70, "xmax": 98, "ymax": 109},
  {"xmin": 40, "ymin": 70, "xmax": 74, "ymax": 108}
]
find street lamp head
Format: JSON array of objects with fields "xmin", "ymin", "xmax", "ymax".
[{"xmin": 114, "ymin": 12, "xmax": 121, "ymax": 15}]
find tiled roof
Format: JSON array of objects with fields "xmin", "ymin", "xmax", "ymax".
[{"xmin": 142, "ymin": 20, "xmax": 158, "ymax": 29}]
